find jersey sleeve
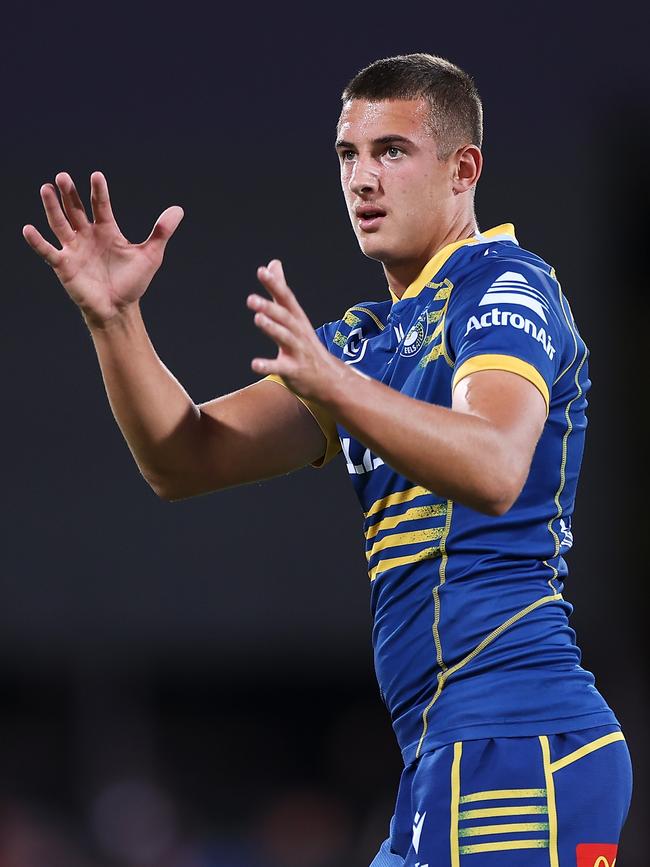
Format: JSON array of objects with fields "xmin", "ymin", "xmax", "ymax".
[
  {"xmin": 445, "ymin": 263, "xmax": 565, "ymax": 414},
  {"xmin": 264, "ymin": 323, "xmax": 341, "ymax": 468}
]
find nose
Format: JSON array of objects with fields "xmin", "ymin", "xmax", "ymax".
[{"xmin": 348, "ymin": 156, "xmax": 380, "ymax": 196}]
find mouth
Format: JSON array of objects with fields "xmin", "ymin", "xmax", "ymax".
[{"xmin": 355, "ymin": 205, "xmax": 387, "ymax": 233}]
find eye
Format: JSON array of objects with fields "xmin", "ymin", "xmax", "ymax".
[
  {"xmin": 341, "ymin": 150, "xmax": 356, "ymax": 162},
  {"xmin": 386, "ymin": 146, "xmax": 403, "ymax": 159}
]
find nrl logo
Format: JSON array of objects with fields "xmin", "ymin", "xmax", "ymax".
[{"xmin": 343, "ymin": 327, "xmax": 368, "ymax": 365}]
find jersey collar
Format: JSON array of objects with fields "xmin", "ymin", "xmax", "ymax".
[{"xmin": 390, "ymin": 223, "xmax": 518, "ymax": 302}]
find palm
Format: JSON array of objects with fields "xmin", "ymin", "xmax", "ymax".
[
  {"xmin": 57, "ymin": 222, "xmax": 160, "ymax": 316},
  {"xmin": 23, "ymin": 172, "xmax": 183, "ymax": 325}
]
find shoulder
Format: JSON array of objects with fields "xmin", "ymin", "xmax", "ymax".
[
  {"xmin": 446, "ymin": 242, "xmax": 573, "ymax": 336},
  {"xmin": 451, "ymin": 243, "xmax": 559, "ymax": 303},
  {"xmin": 319, "ymin": 299, "xmax": 391, "ymax": 349}
]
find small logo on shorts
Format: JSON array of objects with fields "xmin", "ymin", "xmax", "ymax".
[
  {"xmin": 412, "ymin": 811, "xmax": 426, "ymax": 854},
  {"xmin": 576, "ymin": 843, "xmax": 618, "ymax": 867}
]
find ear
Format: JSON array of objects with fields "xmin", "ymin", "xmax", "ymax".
[{"xmin": 452, "ymin": 145, "xmax": 483, "ymax": 194}]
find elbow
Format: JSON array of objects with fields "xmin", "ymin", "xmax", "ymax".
[
  {"xmin": 143, "ymin": 470, "xmax": 194, "ymax": 502},
  {"xmin": 469, "ymin": 438, "xmax": 531, "ymax": 516},
  {"xmin": 480, "ymin": 492, "xmax": 516, "ymax": 517},
  {"xmin": 143, "ymin": 468, "xmax": 228, "ymax": 502},
  {"xmin": 477, "ymin": 471, "xmax": 526, "ymax": 517},
  {"xmin": 145, "ymin": 474, "xmax": 180, "ymax": 502}
]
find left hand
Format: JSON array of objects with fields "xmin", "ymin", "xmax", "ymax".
[{"xmin": 247, "ymin": 260, "xmax": 340, "ymax": 402}]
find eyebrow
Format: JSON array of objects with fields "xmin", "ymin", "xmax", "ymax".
[{"xmin": 334, "ymin": 134, "xmax": 414, "ymax": 149}]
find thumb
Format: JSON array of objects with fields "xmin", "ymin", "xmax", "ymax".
[{"xmin": 142, "ymin": 205, "xmax": 184, "ymax": 257}]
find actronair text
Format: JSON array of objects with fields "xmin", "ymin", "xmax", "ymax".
[{"xmin": 465, "ymin": 307, "xmax": 556, "ymax": 360}]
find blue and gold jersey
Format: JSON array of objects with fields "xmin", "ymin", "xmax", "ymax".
[{"xmin": 270, "ymin": 224, "xmax": 617, "ymax": 763}]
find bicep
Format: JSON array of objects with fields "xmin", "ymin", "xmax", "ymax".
[
  {"xmin": 170, "ymin": 380, "xmax": 328, "ymax": 497},
  {"xmin": 452, "ymin": 368, "xmax": 547, "ymax": 481}
]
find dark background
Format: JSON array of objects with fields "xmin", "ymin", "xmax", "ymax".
[{"xmin": 2, "ymin": 2, "xmax": 648, "ymax": 864}]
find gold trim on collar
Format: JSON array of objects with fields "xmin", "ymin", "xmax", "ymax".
[{"xmin": 390, "ymin": 223, "xmax": 517, "ymax": 302}]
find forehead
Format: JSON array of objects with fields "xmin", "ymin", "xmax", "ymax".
[{"xmin": 337, "ymin": 97, "xmax": 431, "ymax": 142}]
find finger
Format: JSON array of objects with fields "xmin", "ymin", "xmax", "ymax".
[
  {"xmin": 141, "ymin": 206, "xmax": 184, "ymax": 258},
  {"xmin": 22, "ymin": 224, "xmax": 62, "ymax": 267},
  {"xmin": 55, "ymin": 172, "xmax": 90, "ymax": 230},
  {"xmin": 253, "ymin": 311, "xmax": 296, "ymax": 349},
  {"xmin": 257, "ymin": 260, "xmax": 291, "ymax": 303},
  {"xmin": 251, "ymin": 357, "xmax": 282, "ymax": 376},
  {"xmin": 40, "ymin": 183, "xmax": 76, "ymax": 244},
  {"xmin": 258, "ymin": 260, "xmax": 308, "ymax": 321},
  {"xmin": 247, "ymin": 293, "xmax": 295, "ymax": 328},
  {"xmin": 90, "ymin": 171, "xmax": 116, "ymax": 225}
]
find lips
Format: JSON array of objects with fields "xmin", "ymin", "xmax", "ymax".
[{"xmin": 355, "ymin": 204, "xmax": 387, "ymax": 232}]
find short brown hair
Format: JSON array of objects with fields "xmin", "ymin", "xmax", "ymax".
[{"xmin": 341, "ymin": 53, "xmax": 483, "ymax": 159}]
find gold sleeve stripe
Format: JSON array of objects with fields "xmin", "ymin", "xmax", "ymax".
[
  {"xmin": 263, "ymin": 374, "xmax": 341, "ymax": 467},
  {"xmin": 452, "ymin": 354, "xmax": 550, "ymax": 415}
]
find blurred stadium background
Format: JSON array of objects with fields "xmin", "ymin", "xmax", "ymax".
[{"xmin": 3, "ymin": 2, "xmax": 648, "ymax": 864}]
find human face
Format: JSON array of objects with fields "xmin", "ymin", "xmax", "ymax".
[{"xmin": 336, "ymin": 98, "xmax": 456, "ymax": 273}]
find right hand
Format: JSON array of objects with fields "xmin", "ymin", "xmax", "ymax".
[{"xmin": 23, "ymin": 172, "xmax": 184, "ymax": 328}]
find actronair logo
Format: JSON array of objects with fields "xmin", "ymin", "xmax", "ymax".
[
  {"xmin": 479, "ymin": 271, "xmax": 550, "ymax": 322},
  {"xmin": 465, "ymin": 307, "xmax": 556, "ymax": 360}
]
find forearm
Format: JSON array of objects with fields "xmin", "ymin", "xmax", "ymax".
[
  {"xmin": 319, "ymin": 363, "xmax": 520, "ymax": 514},
  {"xmin": 86, "ymin": 303, "xmax": 203, "ymax": 492}
]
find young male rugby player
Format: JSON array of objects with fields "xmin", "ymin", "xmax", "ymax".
[{"xmin": 24, "ymin": 54, "xmax": 631, "ymax": 866}]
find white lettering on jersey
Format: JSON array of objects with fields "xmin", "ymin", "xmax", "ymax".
[
  {"xmin": 465, "ymin": 307, "xmax": 556, "ymax": 360},
  {"xmin": 340, "ymin": 438, "xmax": 384, "ymax": 475},
  {"xmin": 479, "ymin": 271, "xmax": 550, "ymax": 322}
]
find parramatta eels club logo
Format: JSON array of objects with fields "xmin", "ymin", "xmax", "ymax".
[{"xmin": 398, "ymin": 312, "xmax": 429, "ymax": 358}]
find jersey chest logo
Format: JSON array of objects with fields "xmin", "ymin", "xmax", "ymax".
[
  {"xmin": 343, "ymin": 327, "xmax": 368, "ymax": 365},
  {"xmin": 396, "ymin": 311, "xmax": 429, "ymax": 358}
]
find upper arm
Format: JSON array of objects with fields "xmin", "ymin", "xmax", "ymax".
[
  {"xmin": 452, "ymin": 368, "xmax": 547, "ymax": 498},
  {"xmin": 444, "ymin": 258, "xmax": 567, "ymax": 506},
  {"xmin": 164, "ymin": 379, "xmax": 331, "ymax": 499}
]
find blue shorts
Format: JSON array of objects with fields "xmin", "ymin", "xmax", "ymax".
[{"xmin": 370, "ymin": 725, "xmax": 632, "ymax": 867}]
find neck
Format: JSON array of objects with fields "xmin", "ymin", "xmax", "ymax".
[{"xmin": 384, "ymin": 215, "xmax": 479, "ymax": 300}]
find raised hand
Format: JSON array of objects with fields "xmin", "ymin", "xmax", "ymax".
[
  {"xmin": 247, "ymin": 260, "xmax": 343, "ymax": 402},
  {"xmin": 23, "ymin": 172, "xmax": 184, "ymax": 328}
]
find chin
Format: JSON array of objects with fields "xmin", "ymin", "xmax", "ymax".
[{"xmin": 357, "ymin": 233, "xmax": 396, "ymax": 263}]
